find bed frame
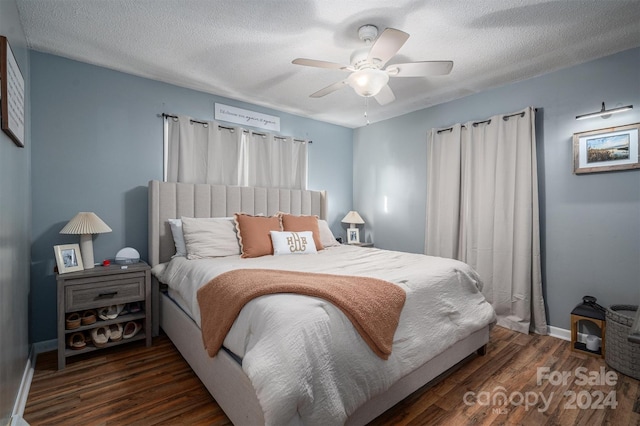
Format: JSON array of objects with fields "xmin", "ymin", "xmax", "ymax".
[{"xmin": 148, "ymin": 180, "xmax": 490, "ymax": 425}]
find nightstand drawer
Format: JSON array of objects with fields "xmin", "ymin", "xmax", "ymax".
[{"xmin": 65, "ymin": 278, "xmax": 145, "ymax": 311}]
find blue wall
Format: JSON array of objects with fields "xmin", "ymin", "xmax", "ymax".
[
  {"xmin": 0, "ymin": 0, "xmax": 30, "ymax": 421},
  {"xmin": 28, "ymin": 45, "xmax": 640, "ymax": 343},
  {"xmin": 354, "ymin": 47, "xmax": 640, "ymax": 330},
  {"xmin": 30, "ymin": 52, "xmax": 353, "ymax": 343}
]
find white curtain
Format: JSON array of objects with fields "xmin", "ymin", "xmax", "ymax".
[
  {"xmin": 425, "ymin": 107, "xmax": 547, "ymax": 334},
  {"xmin": 425, "ymin": 124, "xmax": 462, "ymax": 259},
  {"xmin": 166, "ymin": 114, "xmax": 308, "ymax": 189},
  {"xmin": 245, "ymin": 132, "xmax": 308, "ymax": 189}
]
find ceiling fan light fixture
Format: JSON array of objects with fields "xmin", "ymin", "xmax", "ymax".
[
  {"xmin": 347, "ymin": 68, "xmax": 389, "ymax": 97},
  {"xmin": 292, "ymin": 25, "xmax": 453, "ymax": 104}
]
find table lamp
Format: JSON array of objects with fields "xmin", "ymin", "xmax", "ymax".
[
  {"xmin": 342, "ymin": 211, "xmax": 364, "ymax": 244},
  {"xmin": 341, "ymin": 211, "xmax": 364, "ymax": 229},
  {"xmin": 60, "ymin": 212, "xmax": 112, "ymax": 269}
]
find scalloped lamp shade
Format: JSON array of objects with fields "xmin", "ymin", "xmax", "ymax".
[
  {"xmin": 341, "ymin": 211, "xmax": 365, "ymax": 228},
  {"xmin": 60, "ymin": 212, "xmax": 112, "ymax": 269}
]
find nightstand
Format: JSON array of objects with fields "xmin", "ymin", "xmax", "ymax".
[
  {"xmin": 56, "ymin": 261, "xmax": 152, "ymax": 369},
  {"xmin": 349, "ymin": 242, "xmax": 374, "ymax": 247}
]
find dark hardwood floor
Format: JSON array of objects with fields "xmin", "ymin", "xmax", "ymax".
[{"xmin": 24, "ymin": 326, "xmax": 640, "ymax": 425}]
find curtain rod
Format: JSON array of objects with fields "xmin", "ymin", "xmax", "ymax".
[
  {"xmin": 436, "ymin": 109, "xmax": 535, "ymax": 134},
  {"xmin": 161, "ymin": 113, "xmax": 310, "ymax": 143}
]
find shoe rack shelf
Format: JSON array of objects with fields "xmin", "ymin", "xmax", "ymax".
[
  {"xmin": 63, "ymin": 312, "xmax": 148, "ymax": 357},
  {"xmin": 56, "ymin": 262, "xmax": 152, "ymax": 370}
]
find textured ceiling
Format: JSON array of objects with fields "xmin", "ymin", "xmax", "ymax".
[{"xmin": 15, "ymin": 0, "xmax": 640, "ymax": 128}]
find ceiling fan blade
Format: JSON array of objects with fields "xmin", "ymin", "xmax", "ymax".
[
  {"xmin": 387, "ymin": 61, "xmax": 454, "ymax": 77},
  {"xmin": 292, "ymin": 58, "xmax": 350, "ymax": 70},
  {"xmin": 367, "ymin": 28, "xmax": 409, "ymax": 67},
  {"xmin": 310, "ymin": 80, "xmax": 349, "ymax": 98},
  {"xmin": 374, "ymin": 84, "xmax": 395, "ymax": 105}
]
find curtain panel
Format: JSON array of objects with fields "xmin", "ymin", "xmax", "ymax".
[
  {"xmin": 165, "ymin": 114, "xmax": 308, "ymax": 189},
  {"xmin": 245, "ymin": 133, "xmax": 308, "ymax": 189},
  {"xmin": 425, "ymin": 124, "xmax": 462, "ymax": 259},
  {"xmin": 425, "ymin": 107, "xmax": 547, "ymax": 335}
]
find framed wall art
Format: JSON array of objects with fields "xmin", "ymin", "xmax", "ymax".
[
  {"xmin": 54, "ymin": 244, "xmax": 84, "ymax": 273},
  {"xmin": 0, "ymin": 35, "xmax": 25, "ymax": 147},
  {"xmin": 573, "ymin": 123, "xmax": 640, "ymax": 174}
]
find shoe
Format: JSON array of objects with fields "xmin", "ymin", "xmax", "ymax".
[
  {"xmin": 122, "ymin": 321, "xmax": 142, "ymax": 339},
  {"xmin": 65, "ymin": 312, "xmax": 81, "ymax": 330},
  {"xmin": 91, "ymin": 326, "xmax": 111, "ymax": 347},
  {"xmin": 81, "ymin": 310, "xmax": 97, "ymax": 325},
  {"xmin": 115, "ymin": 304, "xmax": 126, "ymax": 317},
  {"xmin": 98, "ymin": 305, "xmax": 126, "ymax": 320},
  {"xmin": 67, "ymin": 332, "xmax": 86, "ymax": 350},
  {"xmin": 107, "ymin": 304, "xmax": 126, "ymax": 319},
  {"xmin": 128, "ymin": 301, "xmax": 142, "ymax": 314},
  {"xmin": 109, "ymin": 323, "xmax": 123, "ymax": 342},
  {"xmin": 98, "ymin": 307, "xmax": 110, "ymax": 321}
]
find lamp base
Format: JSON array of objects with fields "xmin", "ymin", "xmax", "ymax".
[{"xmin": 79, "ymin": 234, "xmax": 95, "ymax": 269}]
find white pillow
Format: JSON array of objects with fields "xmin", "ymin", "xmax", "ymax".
[
  {"xmin": 168, "ymin": 218, "xmax": 187, "ymax": 257},
  {"xmin": 318, "ymin": 219, "xmax": 341, "ymax": 247},
  {"xmin": 181, "ymin": 217, "xmax": 240, "ymax": 259},
  {"xmin": 270, "ymin": 231, "xmax": 318, "ymax": 255}
]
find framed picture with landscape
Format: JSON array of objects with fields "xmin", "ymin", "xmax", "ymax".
[{"xmin": 573, "ymin": 123, "xmax": 640, "ymax": 174}]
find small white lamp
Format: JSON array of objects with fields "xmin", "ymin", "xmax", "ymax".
[
  {"xmin": 60, "ymin": 212, "xmax": 112, "ymax": 269},
  {"xmin": 341, "ymin": 211, "xmax": 365, "ymax": 244},
  {"xmin": 341, "ymin": 211, "xmax": 365, "ymax": 228}
]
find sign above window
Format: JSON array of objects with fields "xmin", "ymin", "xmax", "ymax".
[{"xmin": 215, "ymin": 103, "xmax": 280, "ymax": 132}]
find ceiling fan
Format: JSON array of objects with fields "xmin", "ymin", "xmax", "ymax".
[{"xmin": 292, "ymin": 25, "xmax": 453, "ymax": 106}]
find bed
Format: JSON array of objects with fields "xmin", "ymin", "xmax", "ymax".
[{"xmin": 148, "ymin": 180, "xmax": 496, "ymax": 425}]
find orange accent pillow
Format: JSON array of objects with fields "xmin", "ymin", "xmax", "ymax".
[
  {"xmin": 234, "ymin": 213, "xmax": 283, "ymax": 258},
  {"xmin": 279, "ymin": 213, "xmax": 324, "ymax": 251}
]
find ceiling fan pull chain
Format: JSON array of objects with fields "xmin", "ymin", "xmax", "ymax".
[{"xmin": 364, "ymin": 97, "xmax": 370, "ymax": 125}]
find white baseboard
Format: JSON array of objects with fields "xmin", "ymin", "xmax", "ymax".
[
  {"xmin": 10, "ymin": 348, "xmax": 34, "ymax": 426},
  {"xmin": 10, "ymin": 339, "xmax": 57, "ymax": 426},
  {"xmin": 9, "ymin": 415, "xmax": 30, "ymax": 426},
  {"xmin": 547, "ymin": 325, "xmax": 602, "ymax": 347},
  {"xmin": 548, "ymin": 325, "xmax": 571, "ymax": 341}
]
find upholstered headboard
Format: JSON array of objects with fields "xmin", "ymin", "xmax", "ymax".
[{"xmin": 148, "ymin": 180, "xmax": 327, "ymax": 266}]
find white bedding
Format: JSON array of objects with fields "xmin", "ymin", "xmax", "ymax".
[{"xmin": 153, "ymin": 245, "xmax": 496, "ymax": 425}]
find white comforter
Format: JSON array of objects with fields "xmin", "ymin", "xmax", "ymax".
[{"xmin": 153, "ymin": 245, "xmax": 496, "ymax": 425}]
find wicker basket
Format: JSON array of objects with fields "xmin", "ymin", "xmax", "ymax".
[{"xmin": 605, "ymin": 305, "xmax": 640, "ymax": 380}]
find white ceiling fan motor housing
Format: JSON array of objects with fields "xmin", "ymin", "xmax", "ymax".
[
  {"xmin": 350, "ymin": 48, "xmax": 372, "ymax": 69},
  {"xmin": 358, "ymin": 25, "xmax": 378, "ymax": 43},
  {"xmin": 352, "ymin": 24, "xmax": 380, "ymax": 69}
]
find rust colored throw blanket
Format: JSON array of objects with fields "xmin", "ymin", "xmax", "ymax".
[{"xmin": 197, "ymin": 269, "xmax": 406, "ymax": 360}]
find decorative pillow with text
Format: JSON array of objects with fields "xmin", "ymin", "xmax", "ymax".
[{"xmin": 270, "ymin": 231, "xmax": 318, "ymax": 255}]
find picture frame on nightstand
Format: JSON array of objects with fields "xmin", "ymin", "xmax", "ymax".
[
  {"xmin": 347, "ymin": 228, "xmax": 360, "ymax": 244},
  {"xmin": 54, "ymin": 243, "xmax": 84, "ymax": 273}
]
